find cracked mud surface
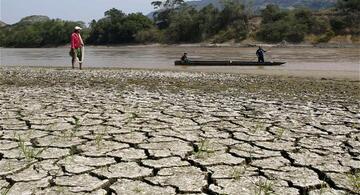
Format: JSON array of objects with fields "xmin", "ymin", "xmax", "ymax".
[{"xmin": 0, "ymin": 67, "xmax": 359, "ymax": 195}]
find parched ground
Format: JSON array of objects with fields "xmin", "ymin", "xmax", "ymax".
[{"xmin": 0, "ymin": 67, "xmax": 359, "ymax": 195}]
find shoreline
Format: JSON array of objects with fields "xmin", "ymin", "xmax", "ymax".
[
  {"xmin": 1, "ymin": 67, "xmax": 359, "ymax": 101},
  {"xmin": 1, "ymin": 65, "xmax": 359, "ymax": 81},
  {"xmin": 2, "ymin": 41, "xmax": 360, "ymax": 49}
]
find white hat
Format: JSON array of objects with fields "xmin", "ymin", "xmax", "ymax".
[{"xmin": 74, "ymin": 26, "xmax": 82, "ymax": 30}]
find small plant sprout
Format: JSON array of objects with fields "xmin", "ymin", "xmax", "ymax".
[
  {"xmin": 55, "ymin": 186, "xmax": 65, "ymax": 194},
  {"xmin": 95, "ymin": 127, "xmax": 108, "ymax": 149},
  {"xmin": 1, "ymin": 187, "xmax": 10, "ymax": 195},
  {"xmin": 126, "ymin": 113, "xmax": 137, "ymax": 124},
  {"xmin": 348, "ymin": 171, "xmax": 360, "ymax": 193},
  {"xmin": 351, "ymin": 123, "xmax": 360, "ymax": 129},
  {"xmin": 18, "ymin": 135, "xmax": 46, "ymax": 161},
  {"xmin": 74, "ymin": 116, "xmax": 81, "ymax": 127},
  {"xmin": 69, "ymin": 146, "xmax": 79, "ymax": 156},
  {"xmin": 100, "ymin": 165, "xmax": 108, "ymax": 172},
  {"xmin": 318, "ymin": 187, "xmax": 328, "ymax": 195},
  {"xmin": 62, "ymin": 116, "xmax": 82, "ymax": 139},
  {"xmin": 232, "ymin": 166, "xmax": 247, "ymax": 180},
  {"xmin": 130, "ymin": 113, "xmax": 137, "ymax": 119},
  {"xmin": 60, "ymin": 129, "xmax": 67, "ymax": 139},
  {"xmin": 251, "ymin": 122, "xmax": 264, "ymax": 133},
  {"xmin": 254, "ymin": 180, "xmax": 274, "ymax": 195},
  {"xmin": 246, "ymin": 147, "xmax": 256, "ymax": 163},
  {"xmin": 71, "ymin": 116, "xmax": 81, "ymax": 136},
  {"xmin": 95, "ymin": 133, "xmax": 104, "ymax": 149},
  {"xmin": 192, "ymin": 139, "xmax": 215, "ymax": 159},
  {"xmin": 276, "ymin": 128, "xmax": 286, "ymax": 139},
  {"xmin": 133, "ymin": 187, "xmax": 143, "ymax": 193}
]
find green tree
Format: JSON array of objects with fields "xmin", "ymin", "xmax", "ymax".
[
  {"xmin": 336, "ymin": 0, "xmax": 360, "ymax": 12},
  {"xmin": 211, "ymin": 0, "xmax": 250, "ymax": 42},
  {"xmin": 256, "ymin": 5, "xmax": 328, "ymax": 43},
  {"xmin": 135, "ymin": 28, "xmax": 163, "ymax": 43},
  {"xmin": 260, "ymin": 4, "xmax": 288, "ymax": 24},
  {"xmin": 0, "ymin": 28, "xmax": 6, "ymax": 46},
  {"xmin": 105, "ymin": 8, "xmax": 126, "ymax": 19},
  {"xmin": 331, "ymin": 0, "xmax": 360, "ymax": 35},
  {"xmin": 165, "ymin": 6, "xmax": 201, "ymax": 42},
  {"xmin": 87, "ymin": 8, "xmax": 154, "ymax": 44},
  {"xmin": 0, "ymin": 18, "xmax": 85, "ymax": 47},
  {"xmin": 159, "ymin": 0, "xmax": 250, "ymax": 43},
  {"xmin": 198, "ymin": 4, "xmax": 220, "ymax": 39},
  {"xmin": 256, "ymin": 5, "xmax": 290, "ymax": 42}
]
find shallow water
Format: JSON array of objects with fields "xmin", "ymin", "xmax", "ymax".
[{"xmin": 1, "ymin": 46, "xmax": 359, "ymax": 78}]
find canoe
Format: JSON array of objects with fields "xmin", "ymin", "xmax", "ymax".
[{"xmin": 174, "ymin": 60, "xmax": 286, "ymax": 66}]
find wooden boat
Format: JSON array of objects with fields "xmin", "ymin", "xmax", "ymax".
[{"xmin": 174, "ymin": 60, "xmax": 286, "ymax": 66}]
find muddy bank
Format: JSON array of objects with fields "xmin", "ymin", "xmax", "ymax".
[{"xmin": 0, "ymin": 67, "xmax": 359, "ymax": 101}]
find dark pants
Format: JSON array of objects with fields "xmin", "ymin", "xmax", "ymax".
[{"xmin": 258, "ymin": 56, "xmax": 264, "ymax": 63}]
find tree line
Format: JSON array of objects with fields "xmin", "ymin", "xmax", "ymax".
[
  {"xmin": 0, "ymin": 0, "xmax": 358, "ymax": 47},
  {"xmin": 0, "ymin": 19, "xmax": 87, "ymax": 48}
]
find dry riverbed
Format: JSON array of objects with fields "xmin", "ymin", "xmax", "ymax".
[{"xmin": 0, "ymin": 67, "xmax": 359, "ymax": 195}]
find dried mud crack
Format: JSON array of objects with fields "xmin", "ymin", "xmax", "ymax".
[{"xmin": 0, "ymin": 67, "xmax": 359, "ymax": 195}]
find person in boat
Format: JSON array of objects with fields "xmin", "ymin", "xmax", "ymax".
[
  {"xmin": 70, "ymin": 26, "xmax": 84, "ymax": 70},
  {"xmin": 256, "ymin": 46, "xmax": 266, "ymax": 63},
  {"xmin": 181, "ymin": 53, "xmax": 190, "ymax": 63}
]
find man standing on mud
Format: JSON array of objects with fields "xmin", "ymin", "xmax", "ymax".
[{"xmin": 70, "ymin": 26, "xmax": 84, "ymax": 70}]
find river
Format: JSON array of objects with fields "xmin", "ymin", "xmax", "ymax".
[{"xmin": 1, "ymin": 45, "xmax": 359, "ymax": 79}]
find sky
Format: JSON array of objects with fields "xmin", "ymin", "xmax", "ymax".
[{"xmin": 0, "ymin": 0, "xmax": 157, "ymax": 24}]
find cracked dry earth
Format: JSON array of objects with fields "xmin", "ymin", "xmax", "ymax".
[{"xmin": 0, "ymin": 68, "xmax": 359, "ymax": 195}]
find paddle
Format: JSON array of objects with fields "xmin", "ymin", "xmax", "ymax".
[{"xmin": 266, "ymin": 50, "xmax": 274, "ymax": 63}]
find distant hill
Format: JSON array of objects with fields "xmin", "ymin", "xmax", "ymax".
[
  {"xmin": 17, "ymin": 15, "xmax": 50, "ymax": 25},
  {"xmin": 187, "ymin": 0, "xmax": 337, "ymax": 10},
  {"xmin": 147, "ymin": 0, "xmax": 336, "ymax": 19},
  {"xmin": 186, "ymin": 0, "xmax": 222, "ymax": 9},
  {"xmin": 0, "ymin": 21, "xmax": 8, "ymax": 27}
]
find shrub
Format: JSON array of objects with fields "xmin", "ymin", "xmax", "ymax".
[{"xmin": 135, "ymin": 28, "xmax": 164, "ymax": 43}]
